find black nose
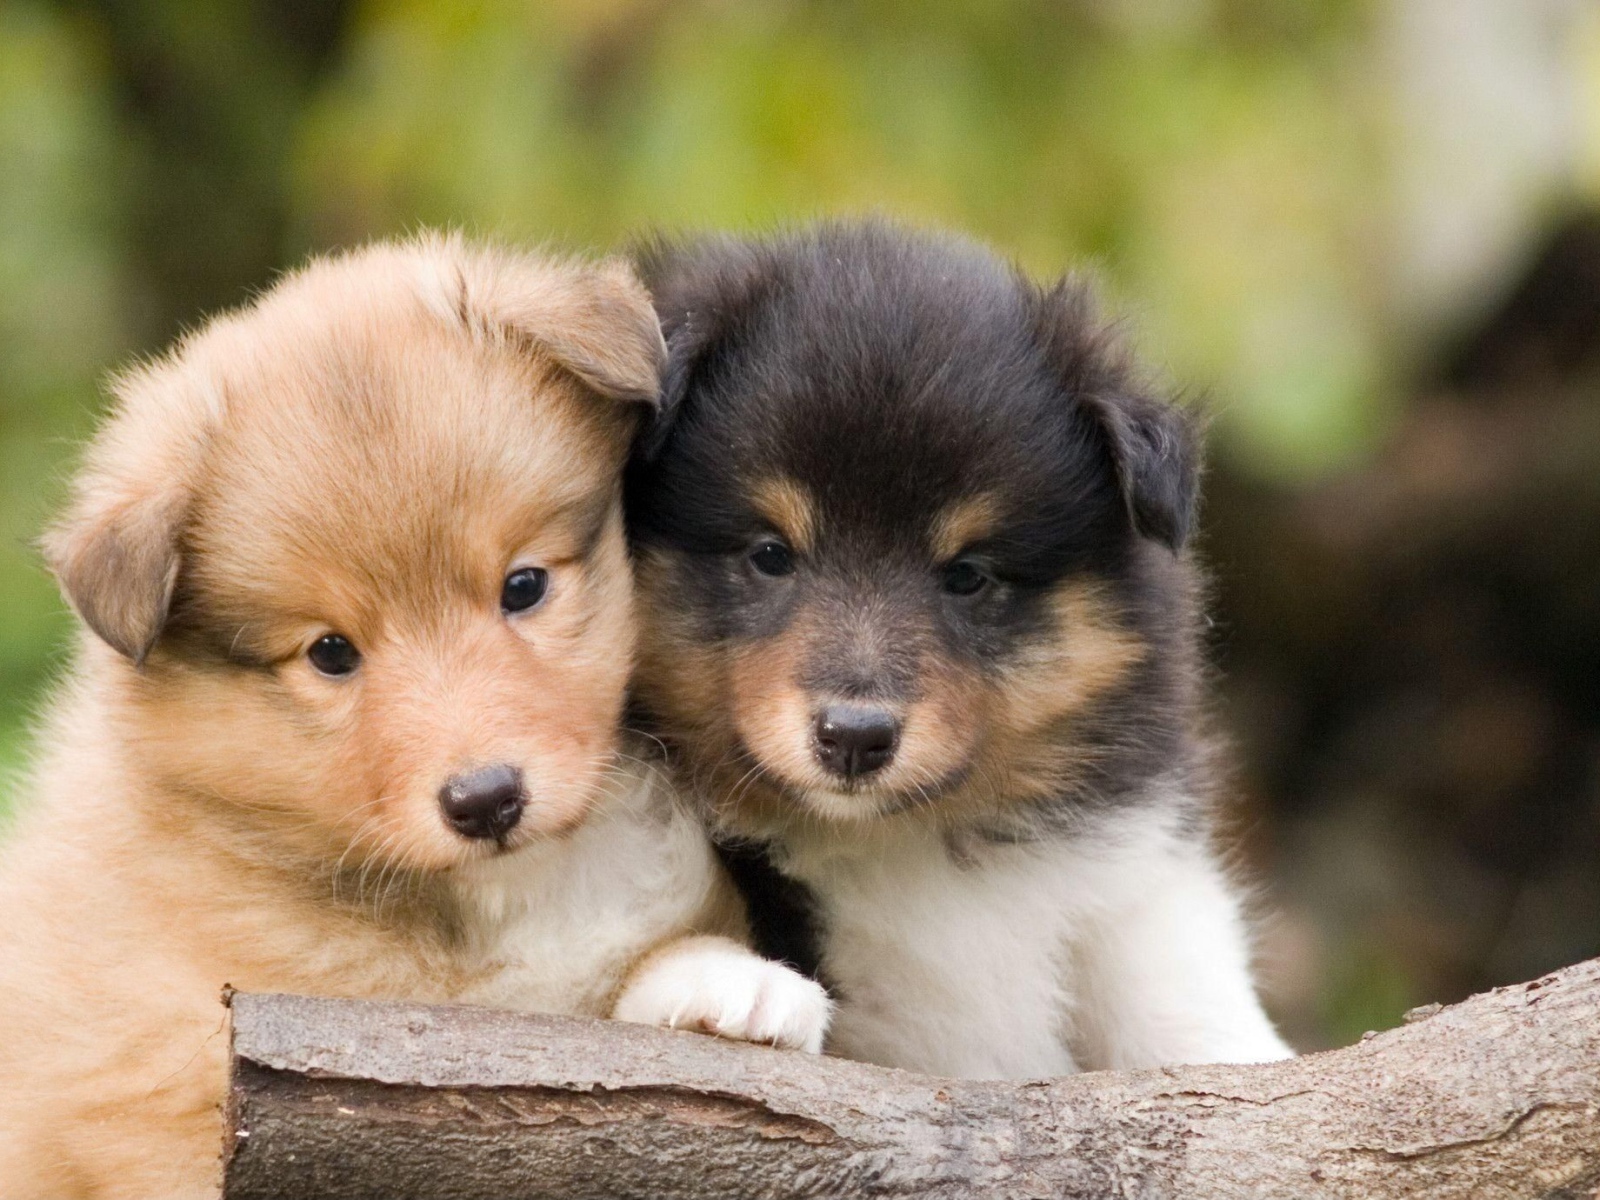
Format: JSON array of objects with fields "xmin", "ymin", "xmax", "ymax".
[
  {"xmin": 813, "ymin": 705, "xmax": 899, "ymax": 779},
  {"xmin": 438, "ymin": 764, "xmax": 525, "ymax": 841}
]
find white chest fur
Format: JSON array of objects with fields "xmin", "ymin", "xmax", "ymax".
[
  {"xmin": 782, "ymin": 805, "xmax": 1291, "ymax": 1078},
  {"xmin": 446, "ymin": 760, "xmax": 717, "ymax": 1015},
  {"xmin": 788, "ymin": 822, "xmax": 1093, "ymax": 1077}
]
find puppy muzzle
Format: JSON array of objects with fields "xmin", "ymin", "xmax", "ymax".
[{"xmin": 438, "ymin": 764, "xmax": 526, "ymax": 842}]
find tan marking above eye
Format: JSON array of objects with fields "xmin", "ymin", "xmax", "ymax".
[
  {"xmin": 930, "ymin": 493, "xmax": 1004, "ymax": 562},
  {"xmin": 747, "ymin": 476, "xmax": 817, "ymax": 555}
]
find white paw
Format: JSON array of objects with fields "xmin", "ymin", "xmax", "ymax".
[{"xmin": 613, "ymin": 938, "xmax": 832, "ymax": 1053}]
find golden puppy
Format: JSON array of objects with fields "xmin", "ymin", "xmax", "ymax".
[{"xmin": 0, "ymin": 235, "xmax": 829, "ymax": 1200}]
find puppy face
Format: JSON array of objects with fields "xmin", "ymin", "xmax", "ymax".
[
  {"xmin": 46, "ymin": 236, "xmax": 664, "ymax": 874},
  {"xmin": 627, "ymin": 222, "xmax": 1200, "ymax": 832}
]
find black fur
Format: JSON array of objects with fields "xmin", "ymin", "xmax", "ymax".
[
  {"xmin": 632, "ymin": 222, "xmax": 1198, "ymax": 560},
  {"xmin": 712, "ymin": 837, "xmax": 831, "ymax": 988},
  {"xmin": 625, "ymin": 219, "xmax": 1209, "ymax": 964}
]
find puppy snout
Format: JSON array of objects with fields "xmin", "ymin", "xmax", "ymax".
[
  {"xmin": 813, "ymin": 705, "xmax": 899, "ymax": 779},
  {"xmin": 438, "ymin": 764, "xmax": 525, "ymax": 841}
]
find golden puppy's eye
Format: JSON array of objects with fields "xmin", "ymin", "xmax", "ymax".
[
  {"xmin": 501, "ymin": 567, "xmax": 549, "ymax": 614},
  {"xmin": 748, "ymin": 539, "xmax": 795, "ymax": 577},
  {"xmin": 308, "ymin": 633, "xmax": 360, "ymax": 677},
  {"xmin": 941, "ymin": 559, "xmax": 990, "ymax": 597}
]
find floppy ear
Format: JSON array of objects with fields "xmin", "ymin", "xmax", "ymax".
[
  {"xmin": 436, "ymin": 241, "xmax": 667, "ymax": 405},
  {"xmin": 628, "ymin": 235, "xmax": 772, "ymax": 460},
  {"xmin": 1030, "ymin": 277, "xmax": 1201, "ymax": 552},
  {"xmin": 43, "ymin": 490, "xmax": 181, "ymax": 664},
  {"xmin": 41, "ymin": 359, "xmax": 205, "ymax": 664}
]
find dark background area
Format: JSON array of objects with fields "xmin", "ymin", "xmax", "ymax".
[{"xmin": 3, "ymin": 0, "xmax": 1597, "ymax": 1049}]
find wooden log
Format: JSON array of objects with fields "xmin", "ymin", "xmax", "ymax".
[{"xmin": 223, "ymin": 957, "xmax": 1600, "ymax": 1199}]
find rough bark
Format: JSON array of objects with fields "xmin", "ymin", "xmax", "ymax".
[{"xmin": 223, "ymin": 957, "xmax": 1600, "ymax": 1199}]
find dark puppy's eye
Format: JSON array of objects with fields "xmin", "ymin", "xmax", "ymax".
[
  {"xmin": 748, "ymin": 539, "xmax": 795, "ymax": 578},
  {"xmin": 942, "ymin": 559, "xmax": 990, "ymax": 597},
  {"xmin": 308, "ymin": 634, "xmax": 360, "ymax": 677},
  {"xmin": 502, "ymin": 567, "xmax": 549, "ymax": 613}
]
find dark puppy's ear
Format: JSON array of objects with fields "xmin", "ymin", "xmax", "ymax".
[
  {"xmin": 1030, "ymin": 277, "xmax": 1201, "ymax": 552},
  {"xmin": 628, "ymin": 234, "xmax": 772, "ymax": 460},
  {"xmin": 41, "ymin": 358, "xmax": 206, "ymax": 664},
  {"xmin": 439, "ymin": 239, "xmax": 667, "ymax": 405}
]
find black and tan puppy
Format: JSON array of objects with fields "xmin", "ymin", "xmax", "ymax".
[{"xmin": 625, "ymin": 220, "xmax": 1291, "ymax": 1078}]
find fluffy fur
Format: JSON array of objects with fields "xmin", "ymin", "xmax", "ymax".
[
  {"xmin": 0, "ymin": 234, "xmax": 828, "ymax": 1200},
  {"xmin": 625, "ymin": 219, "xmax": 1290, "ymax": 1078}
]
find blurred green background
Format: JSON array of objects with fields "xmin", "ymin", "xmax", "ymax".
[{"xmin": 5, "ymin": 0, "xmax": 1600, "ymax": 1048}]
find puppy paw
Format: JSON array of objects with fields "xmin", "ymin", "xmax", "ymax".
[{"xmin": 613, "ymin": 936, "xmax": 832, "ymax": 1053}]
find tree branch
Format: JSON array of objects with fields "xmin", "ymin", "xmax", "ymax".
[{"xmin": 223, "ymin": 957, "xmax": 1600, "ymax": 1199}]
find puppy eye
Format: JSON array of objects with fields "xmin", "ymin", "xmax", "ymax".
[
  {"xmin": 502, "ymin": 567, "xmax": 549, "ymax": 614},
  {"xmin": 941, "ymin": 559, "xmax": 990, "ymax": 597},
  {"xmin": 748, "ymin": 539, "xmax": 795, "ymax": 578},
  {"xmin": 308, "ymin": 634, "xmax": 360, "ymax": 677}
]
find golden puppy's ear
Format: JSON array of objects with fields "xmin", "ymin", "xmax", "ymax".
[
  {"xmin": 434, "ymin": 240, "xmax": 667, "ymax": 405},
  {"xmin": 42, "ymin": 357, "xmax": 209, "ymax": 664}
]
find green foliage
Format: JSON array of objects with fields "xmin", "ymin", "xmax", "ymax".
[
  {"xmin": 2, "ymin": 2, "xmax": 1405, "ymax": 770},
  {"xmin": 295, "ymin": 0, "xmax": 1392, "ymax": 485},
  {"xmin": 1318, "ymin": 935, "xmax": 1418, "ymax": 1048},
  {"xmin": 0, "ymin": 5, "xmax": 126, "ymax": 768}
]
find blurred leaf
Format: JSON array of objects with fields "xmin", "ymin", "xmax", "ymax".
[
  {"xmin": 0, "ymin": 5, "xmax": 127, "ymax": 763},
  {"xmin": 294, "ymin": 0, "xmax": 1395, "ymax": 480},
  {"xmin": 1318, "ymin": 935, "xmax": 1417, "ymax": 1046}
]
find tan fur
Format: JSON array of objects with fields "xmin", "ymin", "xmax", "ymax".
[
  {"xmin": 638, "ymin": 556, "xmax": 1148, "ymax": 831},
  {"xmin": 0, "ymin": 235, "xmax": 720, "ymax": 1199},
  {"xmin": 631, "ymin": 548, "xmax": 730, "ymax": 741},
  {"xmin": 928, "ymin": 492, "xmax": 1003, "ymax": 562},
  {"xmin": 727, "ymin": 622, "xmax": 818, "ymax": 791},
  {"xmin": 749, "ymin": 476, "xmax": 818, "ymax": 555},
  {"xmin": 977, "ymin": 581, "xmax": 1150, "ymax": 800},
  {"xmin": 721, "ymin": 614, "xmax": 983, "ymax": 821}
]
